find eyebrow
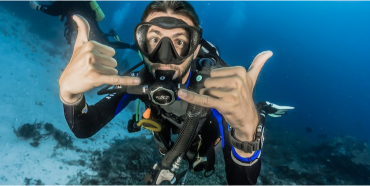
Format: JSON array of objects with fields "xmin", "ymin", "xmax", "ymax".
[
  {"xmin": 149, "ymin": 29, "xmax": 162, "ymax": 36},
  {"xmin": 148, "ymin": 28, "xmax": 189, "ymax": 38}
]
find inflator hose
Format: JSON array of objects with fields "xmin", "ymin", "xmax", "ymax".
[{"xmin": 160, "ymin": 81, "xmax": 204, "ymax": 168}]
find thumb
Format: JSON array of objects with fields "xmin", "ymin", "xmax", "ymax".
[
  {"xmin": 247, "ymin": 50, "xmax": 273, "ymax": 86},
  {"xmin": 72, "ymin": 14, "xmax": 90, "ymax": 50}
]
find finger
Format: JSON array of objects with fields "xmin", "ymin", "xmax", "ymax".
[
  {"xmin": 178, "ymin": 89, "xmax": 222, "ymax": 109},
  {"xmin": 247, "ymin": 51, "xmax": 273, "ymax": 85},
  {"xmin": 96, "ymin": 75, "xmax": 141, "ymax": 86},
  {"xmin": 200, "ymin": 87, "xmax": 233, "ymax": 99},
  {"xmin": 204, "ymin": 75, "xmax": 244, "ymax": 89},
  {"xmin": 91, "ymin": 50, "xmax": 117, "ymax": 68},
  {"xmin": 89, "ymin": 40, "xmax": 116, "ymax": 57},
  {"xmin": 210, "ymin": 66, "xmax": 248, "ymax": 86},
  {"xmin": 73, "ymin": 14, "xmax": 90, "ymax": 50},
  {"xmin": 92, "ymin": 63, "xmax": 118, "ymax": 76}
]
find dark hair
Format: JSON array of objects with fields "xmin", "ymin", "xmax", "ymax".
[{"xmin": 141, "ymin": 1, "xmax": 200, "ymax": 29}]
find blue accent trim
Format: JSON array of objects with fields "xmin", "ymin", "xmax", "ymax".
[
  {"xmin": 114, "ymin": 94, "xmax": 137, "ymax": 116},
  {"xmin": 232, "ymin": 147, "xmax": 261, "ymax": 163},
  {"xmin": 186, "ymin": 70, "xmax": 192, "ymax": 89},
  {"xmin": 212, "ymin": 109, "xmax": 224, "ymax": 148},
  {"xmin": 177, "ymin": 70, "xmax": 192, "ymax": 100}
]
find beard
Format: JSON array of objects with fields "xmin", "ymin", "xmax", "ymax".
[{"xmin": 144, "ymin": 56, "xmax": 193, "ymax": 83}]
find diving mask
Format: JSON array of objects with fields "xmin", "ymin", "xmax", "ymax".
[{"xmin": 134, "ymin": 16, "xmax": 202, "ymax": 65}]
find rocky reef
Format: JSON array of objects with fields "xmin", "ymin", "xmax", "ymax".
[
  {"xmin": 13, "ymin": 120, "xmax": 74, "ymax": 149},
  {"xmin": 14, "ymin": 120, "xmax": 370, "ymax": 185}
]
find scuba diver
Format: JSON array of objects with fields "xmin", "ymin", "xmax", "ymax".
[
  {"xmin": 58, "ymin": 1, "xmax": 294, "ymax": 185},
  {"xmin": 29, "ymin": 1, "xmax": 136, "ymax": 51}
]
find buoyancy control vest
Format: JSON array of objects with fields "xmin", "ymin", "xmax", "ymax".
[
  {"xmin": 135, "ymin": 39, "xmax": 229, "ymax": 184},
  {"xmin": 98, "ymin": 38, "xmax": 228, "ymax": 184}
]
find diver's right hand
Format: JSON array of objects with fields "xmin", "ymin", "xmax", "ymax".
[
  {"xmin": 59, "ymin": 15, "xmax": 141, "ymax": 103},
  {"xmin": 29, "ymin": 1, "xmax": 40, "ymax": 10}
]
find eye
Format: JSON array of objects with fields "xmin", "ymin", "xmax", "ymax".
[
  {"xmin": 175, "ymin": 40, "xmax": 184, "ymax": 46},
  {"xmin": 150, "ymin": 37, "xmax": 159, "ymax": 44}
]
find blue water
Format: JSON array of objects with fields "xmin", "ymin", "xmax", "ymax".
[
  {"xmin": 98, "ymin": 1, "xmax": 370, "ymax": 142},
  {"xmin": 0, "ymin": 1, "xmax": 369, "ymax": 185}
]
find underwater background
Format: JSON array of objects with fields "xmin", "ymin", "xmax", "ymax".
[{"xmin": 0, "ymin": 1, "xmax": 369, "ymax": 185}]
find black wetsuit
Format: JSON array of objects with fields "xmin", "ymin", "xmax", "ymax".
[
  {"xmin": 38, "ymin": 1, "xmax": 133, "ymax": 49},
  {"xmin": 62, "ymin": 62, "xmax": 264, "ymax": 184}
]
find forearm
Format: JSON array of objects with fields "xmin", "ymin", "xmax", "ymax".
[
  {"xmin": 233, "ymin": 102, "xmax": 259, "ymax": 157},
  {"xmin": 223, "ymin": 151, "xmax": 262, "ymax": 185},
  {"xmin": 62, "ymin": 92, "xmax": 134, "ymax": 138},
  {"xmin": 211, "ymin": 107, "xmax": 263, "ymax": 184},
  {"xmin": 62, "ymin": 95, "xmax": 111, "ymax": 138},
  {"xmin": 220, "ymin": 110, "xmax": 262, "ymax": 185}
]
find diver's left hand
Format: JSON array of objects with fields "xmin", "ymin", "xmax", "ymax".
[{"xmin": 178, "ymin": 51, "xmax": 273, "ymax": 142}]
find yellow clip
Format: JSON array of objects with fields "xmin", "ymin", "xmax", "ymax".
[{"xmin": 137, "ymin": 119, "xmax": 161, "ymax": 132}]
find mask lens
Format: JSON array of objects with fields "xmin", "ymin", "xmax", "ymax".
[
  {"xmin": 134, "ymin": 22, "xmax": 201, "ymax": 64},
  {"xmin": 136, "ymin": 25, "xmax": 192, "ymax": 56}
]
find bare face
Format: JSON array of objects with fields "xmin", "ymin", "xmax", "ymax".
[{"xmin": 143, "ymin": 12, "xmax": 200, "ymax": 84}]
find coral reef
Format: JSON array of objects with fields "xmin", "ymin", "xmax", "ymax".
[
  {"xmin": 259, "ymin": 128, "xmax": 370, "ymax": 185},
  {"xmin": 13, "ymin": 121, "xmax": 74, "ymax": 149},
  {"xmin": 24, "ymin": 177, "xmax": 43, "ymax": 185},
  {"xmin": 14, "ymin": 120, "xmax": 370, "ymax": 184},
  {"xmin": 13, "ymin": 120, "xmax": 43, "ymax": 147},
  {"xmin": 87, "ymin": 136, "xmax": 161, "ymax": 185}
]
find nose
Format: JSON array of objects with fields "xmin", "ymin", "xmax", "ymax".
[{"xmin": 156, "ymin": 37, "xmax": 178, "ymax": 64}]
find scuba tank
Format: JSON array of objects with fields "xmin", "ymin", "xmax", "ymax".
[{"xmin": 90, "ymin": 1, "xmax": 105, "ymax": 22}]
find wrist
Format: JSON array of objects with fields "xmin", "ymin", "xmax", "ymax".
[
  {"xmin": 234, "ymin": 146, "xmax": 254, "ymax": 157},
  {"xmin": 229, "ymin": 116, "xmax": 262, "ymax": 156},
  {"xmin": 234, "ymin": 119, "xmax": 258, "ymax": 141},
  {"xmin": 234, "ymin": 104, "xmax": 258, "ymax": 139},
  {"xmin": 59, "ymin": 90, "xmax": 83, "ymax": 105},
  {"xmin": 232, "ymin": 146, "xmax": 261, "ymax": 161}
]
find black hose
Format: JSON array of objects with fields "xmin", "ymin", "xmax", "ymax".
[{"xmin": 160, "ymin": 76, "xmax": 205, "ymax": 168}]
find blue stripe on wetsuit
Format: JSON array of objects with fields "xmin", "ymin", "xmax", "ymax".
[
  {"xmin": 176, "ymin": 70, "xmax": 192, "ymax": 100},
  {"xmin": 212, "ymin": 108, "xmax": 260, "ymax": 162},
  {"xmin": 232, "ymin": 147, "xmax": 261, "ymax": 163},
  {"xmin": 114, "ymin": 94, "xmax": 138, "ymax": 116},
  {"xmin": 212, "ymin": 109, "xmax": 225, "ymax": 148}
]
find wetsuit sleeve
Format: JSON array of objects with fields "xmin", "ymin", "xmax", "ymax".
[
  {"xmin": 62, "ymin": 92, "xmax": 138, "ymax": 138},
  {"xmin": 38, "ymin": 1, "xmax": 64, "ymax": 16},
  {"xmin": 212, "ymin": 109, "xmax": 262, "ymax": 185}
]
